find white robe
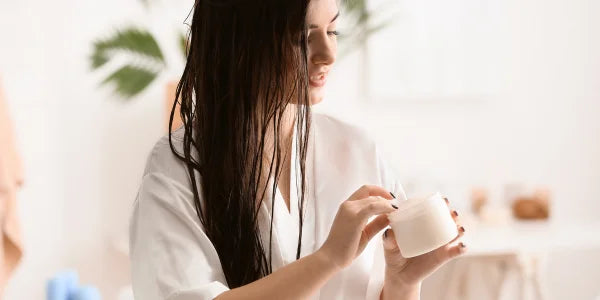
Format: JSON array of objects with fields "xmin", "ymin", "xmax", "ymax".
[{"xmin": 129, "ymin": 112, "xmax": 407, "ymax": 300}]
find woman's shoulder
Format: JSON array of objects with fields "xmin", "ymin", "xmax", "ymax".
[
  {"xmin": 313, "ymin": 112, "xmax": 403, "ymax": 197},
  {"xmin": 141, "ymin": 127, "xmax": 191, "ymax": 187},
  {"xmin": 312, "ymin": 112, "xmax": 377, "ymax": 152}
]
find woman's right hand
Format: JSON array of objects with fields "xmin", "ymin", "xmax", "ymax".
[
  {"xmin": 317, "ymin": 185, "xmax": 397, "ymax": 270},
  {"xmin": 215, "ymin": 185, "xmax": 396, "ymax": 300}
]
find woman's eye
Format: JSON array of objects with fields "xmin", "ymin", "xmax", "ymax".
[{"xmin": 327, "ymin": 30, "xmax": 340, "ymax": 37}]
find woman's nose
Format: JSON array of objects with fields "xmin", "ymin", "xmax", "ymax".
[{"xmin": 309, "ymin": 33, "xmax": 336, "ymax": 66}]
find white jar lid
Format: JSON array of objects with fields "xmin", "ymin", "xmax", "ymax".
[{"xmin": 387, "ymin": 192, "xmax": 443, "ymax": 222}]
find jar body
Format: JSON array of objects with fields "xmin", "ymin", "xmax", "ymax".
[{"xmin": 387, "ymin": 192, "xmax": 458, "ymax": 258}]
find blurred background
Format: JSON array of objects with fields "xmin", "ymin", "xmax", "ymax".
[{"xmin": 0, "ymin": 0, "xmax": 599, "ymax": 299}]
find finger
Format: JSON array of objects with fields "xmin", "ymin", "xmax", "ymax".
[
  {"xmin": 382, "ymin": 228, "xmax": 400, "ymax": 253},
  {"xmin": 348, "ymin": 184, "xmax": 394, "ymax": 201},
  {"xmin": 428, "ymin": 240, "xmax": 466, "ymax": 265},
  {"xmin": 448, "ymin": 225, "xmax": 465, "ymax": 244},
  {"xmin": 357, "ymin": 196, "xmax": 397, "ymax": 218},
  {"xmin": 443, "ymin": 195, "xmax": 450, "ymax": 206},
  {"xmin": 358, "ymin": 195, "xmax": 397, "ymax": 207},
  {"xmin": 446, "ymin": 242, "xmax": 467, "ymax": 259},
  {"xmin": 451, "ymin": 209, "xmax": 459, "ymax": 221},
  {"xmin": 360, "ymin": 215, "xmax": 390, "ymax": 248}
]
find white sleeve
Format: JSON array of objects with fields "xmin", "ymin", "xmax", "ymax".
[
  {"xmin": 129, "ymin": 172, "xmax": 230, "ymax": 300},
  {"xmin": 366, "ymin": 147, "xmax": 407, "ymax": 300}
]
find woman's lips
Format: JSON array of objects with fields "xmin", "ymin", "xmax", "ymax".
[{"xmin": 309, "ymin": 73, "xmax": 327, "ymax": 88}]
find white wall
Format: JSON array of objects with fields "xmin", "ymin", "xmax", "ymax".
[
  {"xmin": 0, "ymin": 0, "xmax": 598, "ymax": 299},
  {"xmin": 1, "ymin": 0, "xmax": 193, "ymax": 298}
]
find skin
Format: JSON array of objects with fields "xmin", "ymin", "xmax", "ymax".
[{"xmin": 217, "ymin": 1, "xmax": 466, "ymax": 299}]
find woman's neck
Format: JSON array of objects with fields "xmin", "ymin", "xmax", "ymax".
[
  {"xmin": 280, "ymin": 104, "xmax": 297, "ymax": 150},
  {"xmin": 258, "ymin": 105, "xmax": 297, "ymax": 211}
]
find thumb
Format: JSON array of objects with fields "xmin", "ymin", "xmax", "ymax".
[
  {"xmin": 382, "ymin": 228, "xmax": 409, "ymax": 268},
  {"xmin": 382, "ymin": 228, "xmax": 400, "ymax": 253}
]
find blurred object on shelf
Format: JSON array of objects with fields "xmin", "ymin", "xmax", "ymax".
[
  {"xmin": 503, "ymin": 183, "xmax": 551, "ymax": 220},
  {"xmin": 0, "ymin": 76, "xmax": 24, "ymax": 296},
  {"xmin": 512, "ymin": 188, "xmax": 551, "ymax": 220},
  {"xmin": 468, "ymin": 186, "xmax": 510, "ymax": 225},
  {"xmin": 470, "ymin": 187, "xmax": 488, "ymax": 215},
  {"xmin": 47, "ymin": 270, "xmax": 101, "ymax": 300},
  {"xmin": 478, "ymin": 204, "xmax": 512, "ymax": 226},
  {"xmin": 165, "ymin": 80, "xmax": 183, "ymax": 133}
]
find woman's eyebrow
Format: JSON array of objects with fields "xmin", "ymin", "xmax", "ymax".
[{"xmin": 308, "ymin": 11, "xmax": 340, "ymax": 29}]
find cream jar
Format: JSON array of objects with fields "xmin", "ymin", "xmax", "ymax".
[{"xmin": 388, "ymin": 192, "xmax": 458, "ymax": 258}]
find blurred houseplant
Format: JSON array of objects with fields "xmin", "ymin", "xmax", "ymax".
[{"xmin": 89, "ymin": 0, "xmax": 394, "ymax": 128}]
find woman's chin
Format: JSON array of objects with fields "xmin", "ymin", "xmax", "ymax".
[{"xmin": 309, "ymin": 88, "xmax": 325, "ymax": 105}]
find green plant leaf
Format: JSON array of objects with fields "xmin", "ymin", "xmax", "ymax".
[
  {"xmin": 91, "ymin": 50, "xmax": 109, "ymax": 69},
  {"xmin": 90, "ymin": 26, "xmax": 165, "ymax": 99},
  {"xmin": 101, "ymin": 65, "xmax": 158, "ymax": 98},
  {"xmin": 90, "ymin": 27, "xmax": 165, "ymax": 69},
  {"xmin": 139, "ymin": 0, "xmax": 150, "ymax": 9},
  {"xmin": 179, "ymin": 31, "xmax": 188, "ymax": 59},
  {"xmin": 343, "ymin": 0, "xmax": 367, "ymax": 13}
]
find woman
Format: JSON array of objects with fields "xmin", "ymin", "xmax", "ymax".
[{"xmin": 129, "ymin": 0, "xmax": 466, "ymax": 299}]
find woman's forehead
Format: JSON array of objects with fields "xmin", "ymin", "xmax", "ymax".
[{"xmin": 306, "ymin": 0, "xmax": 339, "ymax": 26}]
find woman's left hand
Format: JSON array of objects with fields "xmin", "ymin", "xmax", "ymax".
[{"xmin": 380, "ymin": 196, "xmax": 466, "ymax": 297}]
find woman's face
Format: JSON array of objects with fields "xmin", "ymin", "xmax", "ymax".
[{"xmin": 306, "ymin": 0, "xmax": 338, "ymax": 105}]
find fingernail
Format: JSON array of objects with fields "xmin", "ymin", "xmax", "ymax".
[
  {"xmin": 453, "ymin": 210, "xmax": 459, "ymax": 217},
  {"xmin": 460, "ymin": 226, "xmax": 465, "ymax": 233},
  {"xmin": 460, "ymin": 242, "xmax": 466, "ymax": 248},
  {"xmin": 390, "ymin": 192, "xmax": 396, "ymax": 199},
  {"xmin": 391, "ymin": 204, "xmax": 398, "ymax": 209}
]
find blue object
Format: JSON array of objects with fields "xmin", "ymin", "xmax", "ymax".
[
  {"xmin": 71, "ymin": 286, "xmax": 101, "ymax": 300},
  {"xmin": 46, "ymin": 271, "xmax": 101, "ymax": 300},
  {"xmin": 46, "ymin": 277, "xmax": 68, "ymax": 300},
  {"xmin": 47, "ymin": 271, "xmax": 78, "ymax": 300}
]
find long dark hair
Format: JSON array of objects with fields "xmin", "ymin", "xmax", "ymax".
[{"xmin": 168, "ymin": 0, "xmax": 312, "ymax": 288}]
